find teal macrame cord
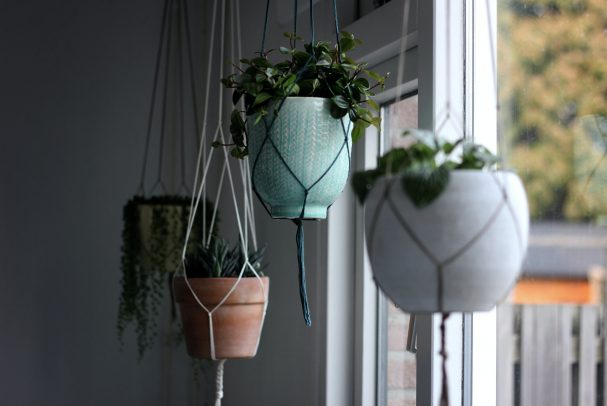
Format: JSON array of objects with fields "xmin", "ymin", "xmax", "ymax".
[{"xmin": 294, "ymin": 219, "xmax": 311, "ymax": 325}]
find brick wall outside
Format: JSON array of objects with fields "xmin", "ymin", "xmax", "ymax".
[
  {"xmin": 383, "ymin": 95, "xmax": 418, "ymax": 406},
  {"xmin": 387, "ymin": 301, "xmax": 416, "ymax": 406}
]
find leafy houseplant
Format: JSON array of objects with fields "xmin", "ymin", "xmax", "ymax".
[
  {"xmin": 174, "ymin": 237, "xmax": 269, "ymax": 359},
  {"xmin": 220, "ymin": 31, "xmax": 386, "ymax": 219},
  {"xmin": 222, "ymin": 31, "xmax": 385, "ymax": 157},
  {"xmin": 354, "ymin": 130, "xmax": 530, "ymax": 406},
  {"xmin": 118, "ymin": 195, "xmax": 216, "ymax": 359},
  {"xmin": 354, "ymin": 129, "xmax": 530, "ymax": 313}
]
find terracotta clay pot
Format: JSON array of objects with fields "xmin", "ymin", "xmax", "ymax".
[{"xmin": 174, "ymin": 276, "xmax": 269, "ymax": 359}]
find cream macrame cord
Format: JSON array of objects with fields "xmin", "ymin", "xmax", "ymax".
[{"xmin": 171, "ymin": 0, "xmax": 268, "ymax": 405}]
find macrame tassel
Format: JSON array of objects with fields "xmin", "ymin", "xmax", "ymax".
[
  {"xmin": 215, "ymin": 359, "xmax": 225, "ymax": 406},
  {"xmin": 294, "ymin": 219, "xmax": 312, "ymax": 326}
]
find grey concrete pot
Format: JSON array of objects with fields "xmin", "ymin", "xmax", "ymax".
[{"xmin": 364, "ymin": 170, "xmax": 530, "ymax": 312}]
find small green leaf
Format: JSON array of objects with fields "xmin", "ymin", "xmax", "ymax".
[
  {"xmin": 252, "ymin": 92, "xmax": 272, "ymax": 107},
  {"xmin": 330, "ymin": 103, "xmax": 348, "ymax": 119},
  {"xmin": 352, "ymin": 122, "xmax": 364, "ymax": 142},
  {"xmin": 331, "ymin": 95, "xmax": 349, "ymax": 109},
  {"xmin": 339, "ymin": 37, "xmax": 357, "ymax": 53},
  {"xmin": 288, "ymin": 83, "xmax": 300, "ymax": 95},
  {"xmin": 254, "ymin": 113, "xmax": 264, "ymax": 126},
  {"xmin": 351, "ymin": 168, "xmax": 381, "ymax": 204},
  {"xmin": 230, "ymin": 147, "xmax": 248, "ymax": 159},
  {"xmin": 369, "ymin": 116, "xmax": 381, "ymax": 129},
  {"xmin": 401, "ymin": 165, "xmax": 450, "ymax": 208},
  {"xmin": 366, "ymin": 70, "xmax": 383, "ymax": 82},
  {"xmin": 366, "ymin": 98, "xmax": 380, "ymax": 111},
  {"xmin": 354, "ymin": 78, "xmax": 370, "ymax": 89}
]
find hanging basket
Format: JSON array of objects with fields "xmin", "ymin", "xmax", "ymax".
[
  {"xmin": 365, "ymin": 170, "xmax": 530, "ymax": 312},
  {"xmin": 248, "ymin": 97, "xmax": 352, "ymax": 220},
  {"xmin": 174, "ymin": 276, "xmax": 269, "ymax": 359},
  {"xmin": 136, "ymin": 197, "xmax": 195, "ymax": 273}
]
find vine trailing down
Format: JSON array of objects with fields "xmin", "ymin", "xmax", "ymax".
[
  {"xmin": 218, "ymin": 14, "xmax": 387, "ymax": 327},
  {"xmin": 117, "ymin": 0, "xmax": 207, "ymax": 360}
]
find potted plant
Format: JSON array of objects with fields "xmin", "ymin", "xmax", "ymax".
[
  {"xmin": 174, "ymin": 237, "xmax": 269, "ymax": 359},
  {"xmin": 352, "ymin": 129, "xmax": 530, "ymax": 313},
  {"xmin": 220, "ymin": 31, "xmax": 386, "ymax": 219},
  {"xmin": 117, "ymin": 195, "xmax": 215, "ymax": 358}
]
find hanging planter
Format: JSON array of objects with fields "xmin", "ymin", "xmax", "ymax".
[
  {"xmin": 247, "ymin": 97, "xmax": 351, "ymax": 219},
  {"xmin": 175, "ymin": 277, "xmax": 269, "ymax": 359},
  {"xmin": 174, "ymin": 238, "xmax": 268, "ymax": 359},
  {"xmin": 220, "ymin": 28, "xmax": 386, "ymax": 325},
  {"xmin": 353, "ymin": 130, "xmax": 530, "ymax": 313},
  {"xmin": 117, "ymin": 0, "xmax": 207, "ymax": 359},
  {"xmin": 118, "ymin": 195, "xmax": 215, "ymax": 357}
]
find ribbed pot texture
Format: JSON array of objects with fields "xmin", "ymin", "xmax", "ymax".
[
  {"xmin": 174, "ymin": 277, "xmax": 269, "ymax": 359},
  {"xmin": 248, "ymin": 97, "xmax": 352, "ymax": 219},
  {"xmin": 365, "ymin": 170, "xmax": 530, "ymax": 312}
]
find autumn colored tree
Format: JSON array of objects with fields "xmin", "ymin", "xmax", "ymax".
[{"xmin": 499, "ymin": 0, "xmax": 607, "ymax": 221}]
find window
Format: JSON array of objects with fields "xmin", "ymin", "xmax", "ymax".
[
  {"xmin": 497, "ymin": 1, "xmax": 607, "ymax": 404},
  {"xmin": 377, "ymin": 94, "xmax": 419, "ymax": 406}
]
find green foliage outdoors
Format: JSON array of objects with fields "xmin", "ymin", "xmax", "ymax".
[
  {"xmin": 352, "ymin": 130, "xmax": 497, "ymax": 206},
  {"xmin": 219, "ymin": 32, "xmax": 387, "ymax": 158},
  {"xmin": 499, "ymin": 0, "xmax": 607, "ymax": 221},
  {"xmin": 185, "ymin": 237, "xmax": 266, "ymax": 278}
]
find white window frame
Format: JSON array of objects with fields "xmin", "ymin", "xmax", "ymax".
[{"xmin": 329, "ymin": 1, "xmax": 499, "ymax": 405}]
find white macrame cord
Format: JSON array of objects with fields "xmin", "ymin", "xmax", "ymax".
[{"xmin": 172, "ymin": 0, "xmax": 268, "ymax": 405}]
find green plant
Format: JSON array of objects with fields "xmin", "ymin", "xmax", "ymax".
[
  {"xmin": 185, "ymin": 236, "xmax": 266, "ymax": 278},
  {"xmin": 117, "ymin": 195, "xmax": 216, "ymax": 359},
  {"xmin": 352, "ymin": 129, "xmax": 498, "ymax": 207},
  {"xmin": 219, "ymin": 31, "xmax": 387, "ymax": 158}
]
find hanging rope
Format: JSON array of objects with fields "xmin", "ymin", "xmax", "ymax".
[
  {"xmin": 249, "ymin": 0, "xmax": 351, "ymax": 326},
  {"xmin": 137, "ymin": 0, "xmax": 201, "ymax": 197},
  {"xmin": 138, "ymin": 0, "xmax": 171, "ymax": 195},
  {"xmin": 172, "ymin": 2, "xmax": 268, "ymax": 405}
]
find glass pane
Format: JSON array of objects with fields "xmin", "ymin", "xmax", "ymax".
[
  {"xmin": 379, "ymin": 94, "xmax": 418, "ymax": 406},
  {"xmin": 498, "ymin": 1, "xmax": 607, "ymax": 404}
]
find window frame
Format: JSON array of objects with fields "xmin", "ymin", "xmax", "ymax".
[{"xmin": 339, "ymin": 1, "xmax": 499, "ymax": 405}]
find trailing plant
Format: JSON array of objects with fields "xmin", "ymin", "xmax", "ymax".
[
  {"xmin": 185, "ymin": 236, "xmax": 266, "ymax": 278},
  {"xmin": 117, "ymin": 195, "xmax": 217, "ymax": 359},
  {"xmin": 219, "ymin": 31, "xmax": 387, "ymax": 158},
  {"xmin": 352, "ymin": 129, "xmax": 499, "ymax": 207}
]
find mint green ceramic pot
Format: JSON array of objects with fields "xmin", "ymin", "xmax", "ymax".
[{"xmin": 248, "ymin": 97, "xmax": 352, "ymax": 219}]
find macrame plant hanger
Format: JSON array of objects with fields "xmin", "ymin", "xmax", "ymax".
[
  {"xmin": 364, "ymin": 2, "xmax": 525, "ymax": 405},
  {"xmin": 138, "ymin": 0, "xmax": 201, "ymax": 199},
  {"xmin": 251, "ymin": 0, "xmax": 351, "ymax": 326},
  {"xmin": 173, "ymin": 0, "xmax": 266, "ymax": 405}
]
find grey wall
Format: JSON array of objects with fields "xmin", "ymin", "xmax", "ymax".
[
  {"xmin": 0, "ymin": 0, "xmax": 210, "ymax": 405},
  {"xmin": 0, "ymin": 1, "xmax": 383, "ymax": 405}
]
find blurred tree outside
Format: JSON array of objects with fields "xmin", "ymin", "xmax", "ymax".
[{"xmin": 499, "ymin": 0, "xmax": 607, "ymax": 221}]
